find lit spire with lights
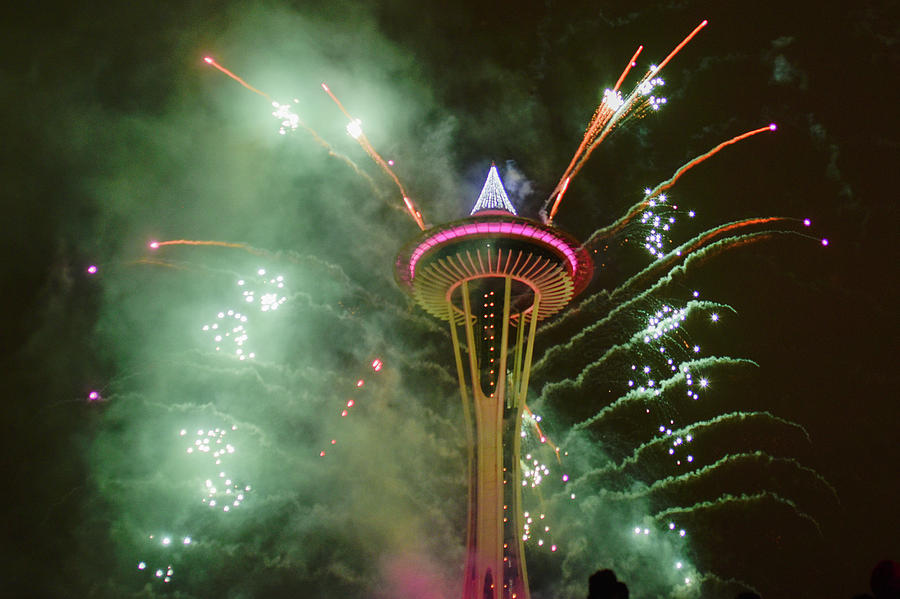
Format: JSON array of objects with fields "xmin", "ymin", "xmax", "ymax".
[{"xmin": 470, "ymin": 164, "xmax": 517, "ymax": 215}]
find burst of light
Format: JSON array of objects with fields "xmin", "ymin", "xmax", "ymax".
[
  {"xmin": 88, "ymin": 391, "xmax": 100, "ymax": 401},
  {"xmin": 602, "ymin": 88, "xmax": 624, "ymax": 111},
  {"xmin": 347, "ymin": 118, "xmax": 363, "ymax": 139},
  {"xmin": 272, "ymin": 99, "xmax": 301, "ymax": 135},
  {"xmin": 187, "ymin": 427, "xmax": 251, "ymax": 511},
  {"xmin": 86, "ymin": 265, "xmax": 98, "ymax": 274},
  {"xmin": 149, "ymin": 241, "xmax": 160, "ymax": 249},
  {"xmin": 821, "ymin": 238, "xmax": 829, "ymax": 246}
]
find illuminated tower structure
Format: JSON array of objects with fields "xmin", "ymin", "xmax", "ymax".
[{"xmin": 395, "ymin": 166, "xmax": 593, "ymax": 599}]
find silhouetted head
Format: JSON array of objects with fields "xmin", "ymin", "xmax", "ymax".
[
  {"xmin": 588, "ymin": 569, "xmax": 629, "ymax": 599},
  {"xmin": 588, "ymin": 569, "xmax": 617, "ymax": 598},
  {"xmin": 735, "ymin": 592, "xmax": 761, "ymax": 599},
  {"xmin": 610, "ymin": 581, "xmax": 629, "ymax": 599}
]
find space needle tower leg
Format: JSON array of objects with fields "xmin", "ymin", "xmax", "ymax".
[{"xmin": 447, "ymin": 277, "xmax": 535, "ymax": 599}]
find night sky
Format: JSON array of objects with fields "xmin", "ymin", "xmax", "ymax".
[{"xmin": 2, "ymin": 1, "xmax": 897, "ymax": 598}]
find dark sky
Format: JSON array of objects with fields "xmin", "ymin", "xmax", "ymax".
[{"xmin": 2, "ymin": 1, "xmax": 897, "ymax": 598}]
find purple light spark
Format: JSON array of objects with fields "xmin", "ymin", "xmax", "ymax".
[
  {"xmin": 88, "ymin": 391, "xmax": 101, "ymax": 401},
  {"xmin": 87, "ymin": 265, "xmax": 98, "ymax": 274},
  {"xmin": 803, "ymin": 218, "xmax": 811, "ymax": 227}
]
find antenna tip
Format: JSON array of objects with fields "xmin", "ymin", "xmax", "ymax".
[
  {"xmin": 700, "ymin": 19, "xmax": 708, "ymax": 26},
  {"xmin": 203, "ymin": 56, "xmax": 213, "ymax": 64},
  {"xmin": 769, "ymin": 123, "xmax": 778, "ymax": 131}
]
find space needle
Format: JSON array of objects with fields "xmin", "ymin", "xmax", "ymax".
[{"xmin": 395, "ymin": 166, "xmax": 593, "ymax": 599}]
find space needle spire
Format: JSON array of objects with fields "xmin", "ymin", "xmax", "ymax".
[{"xmin": 471, "ymin": 164, "xmax": 518, "ymax": 215}]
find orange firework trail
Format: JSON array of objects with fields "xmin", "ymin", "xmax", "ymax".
[
  {"xmin": 321, "ymin": 82, "xmax": 426, "ymax": 230},
  {"xmin": 147, "ymin": 239, "xmax": 269, "ymax": 257},
  {"xmin": 129, "ymin": 258, "xmax": 188, "ymax": 270},
  {"xmin": 613, "ymin": 45, "xmax": 644, "ymax": 93},
  {"xmin": 523, "ymin": 404, "xmax": 562, "ymax": 464},
  {"xmin": 203, "ymin": 57, "xmax": 271, "ymax": 100},
  {"xmin": 652, "ymin": 19, "xmax": 707, "ymax": 75},
  {"xmin": 684, "ymin": 216, "xmax": 789, "ymax": 254},
  {"xmin": 649, "ymin": 124, "xmax": 776, "ymax": 198},
  {"xmin": 545, "ymin": 20, "xmax": 708, "ymax": 224},
  {"xmin": 149, "ymin": 239, "xmax": 247, "ymax": 250},
  {"xmin": 608, "ymin": 217, "xmax": 791, "ymax": 303},
  {"xmin": 584, "ymin": 124, "xmax": 777, "ymax": 246}
]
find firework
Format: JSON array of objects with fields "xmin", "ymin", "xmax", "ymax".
[
  {"xmin": 318, "ymin": 356, "xmax": 384, "ymax": 458},
  {"xmin": 182, "ymin": 425, "xmax": 253, "ymax": 512},
  {"xmin": 204, "ymin": 56, "xmax": 271, "ymax": 99},
  {"xmin": 200, "ymin": 268, "xmax": 287, "ymax": 360},
  {"xmin": 148, "ymin": 238, "xmax": 266, "ymax": 255},
  {"xmin": 321, "ymin": 82, "xmax": 426, "ymax": 230},
  {"xmin": 584, "ymin": 124, "xmax": 778, "ymax": 247},
  {"xmin": 545, "ymin": 20, "xmax": 708, "ymax": 223},
  {"xmin": 613, "ymin": 46, "xmax": 644, "ymax": 93},
  {"xmin": 136, "ymin": 533, "xmax": 195, "ymax": 585}
]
